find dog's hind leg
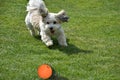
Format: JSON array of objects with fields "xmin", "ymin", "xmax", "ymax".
[
  {"xmin": 29, "ymin": 28, "xmax": 35, "ymax": 36},
  {"xmin": 26, "ymin": 22, "xmax": 35, "ymax": 36},
  {"xmin": 25, "ymin": 15, "xmax": 35, "ymax": 36}
]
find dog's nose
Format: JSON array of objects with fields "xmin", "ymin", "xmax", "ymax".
[{"xmin": 49, "ymin": 27, "xmax": 53, "ymax": 30}]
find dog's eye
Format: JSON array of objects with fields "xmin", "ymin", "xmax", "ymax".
[
  {"xmin": 46, "ymin": 22, "xmax": 49, "ymax": 24},
  {"xmin": 53, "ymin": 21, "xmax": 57, "ymax": 24}
]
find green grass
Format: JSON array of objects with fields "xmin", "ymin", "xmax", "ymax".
[{"xmin": 0, "ymin": 0, "xmax": 120, "ymax": 80}]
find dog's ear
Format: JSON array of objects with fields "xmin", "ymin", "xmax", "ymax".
[
  {"xmin": 39, "ymin": 8, "xmax": 48, "ymax": 18},
  {"xmin": 56, "ymin": 10, "xmax": 69, "ymax": 23},
  {"xmin": 37, "ymin": 0, "xmax": 48, "ymax": 18}
]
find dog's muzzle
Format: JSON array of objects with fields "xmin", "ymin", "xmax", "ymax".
[{"xmin": 49, "ymin": 27, "xmax": 55, "ymax": 34}]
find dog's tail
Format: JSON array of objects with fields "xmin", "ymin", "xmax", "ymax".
[{"xmin": 26, "ymin": 0, "xmax": 48, "ymax": 16}]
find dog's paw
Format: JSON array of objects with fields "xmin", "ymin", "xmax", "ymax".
[
  {"xmin": 63, "ymin": 43, "xmax": 68, "ymax": 47},
  {"xmin": 60, "ymin": 43, "xmax": 68, "ymax": 47},
  {"xmin": 46, "ymin": 41, "xmax": 53, "ymax": 47}
]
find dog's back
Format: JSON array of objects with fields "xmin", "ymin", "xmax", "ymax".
[{"xmin": 25, "ymin": 0, "xmax": 48, "ymax": 32}]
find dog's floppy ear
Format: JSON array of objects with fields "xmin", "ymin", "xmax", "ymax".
[
  {"xmin": 56, "ymin": 10, "xmax": 69, "ymax": 23},
  {"xmin": 39, "ymin": 8, "xmax": 48, "ymax": 18},
  {"xmin": 38, "ymin": 2, "xmax": 48, "ymax": 18}
]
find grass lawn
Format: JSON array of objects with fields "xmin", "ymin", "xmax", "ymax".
[{"xmin": 0, "ymin": 0, "xmax": 120, "ymax": 80}]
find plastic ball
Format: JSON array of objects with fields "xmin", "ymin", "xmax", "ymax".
[{"xmin": 38, "ymin": 64, "xmax": 52, "ymax": 79}]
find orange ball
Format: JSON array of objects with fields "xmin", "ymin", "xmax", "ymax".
[{"xmin": 38, "ymin": 64, "xmax": 52, "ymax": 79}]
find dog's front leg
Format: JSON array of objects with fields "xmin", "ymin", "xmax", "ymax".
[
  {"xmin": 40, "ymin": 32, "xmax": 53, "ymax": 47},
  {"xmin": 57, "ymin": 29, "xmax": 68, "ymax": 46}
]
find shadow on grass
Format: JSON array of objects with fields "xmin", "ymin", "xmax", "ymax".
[
  {"xmin": 49, "ymin": 39, "xmax": 93, "ymax": 55},
  {"xmin": 50, "ymin": 75, "xmax": 69, "ymax": 80},
  {"xmin": 50, "ymin": 43, "xmax": 93, "ymax": 55},
  {"xmin": 34, "ymin": 35, "xmax": 41, "ymax": 40},
  {"xmin": 34, "ymin": 36, "xmax": 93, "ymax": 55},
  {"xmin": 49, "ymin": 68, "xmax": 69, "ymax": 80}
]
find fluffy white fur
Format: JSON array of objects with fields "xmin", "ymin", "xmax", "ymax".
[{"xmin": 25, "ymin": 0, "xmax": 69, "ymax": 47}]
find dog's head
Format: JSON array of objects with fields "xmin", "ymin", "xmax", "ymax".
[
  {"xmin": 41, "ymin": 13, "xmax": 61, "ymax": 34},
  {"xmin": 40, "ymin": 9, "xmax": 69, "ymax": 34}
]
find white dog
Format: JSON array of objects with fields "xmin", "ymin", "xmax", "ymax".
[{"xmin": 25, "ymin": 0, "xmax": 69, "ymax": 47}]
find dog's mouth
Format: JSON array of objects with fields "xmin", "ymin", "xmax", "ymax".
[
  {"xmin": 49, "ymin": 27, "xmax": 55, "ymax": 34},
  {"xmin": 50, "ymin": 30, "xmax": 55, "ymax": 34}
]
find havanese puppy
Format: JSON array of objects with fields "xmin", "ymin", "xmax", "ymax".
[{"xmin": 25, "ymin": 0, "xmax": 69, "ymax": 47}]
